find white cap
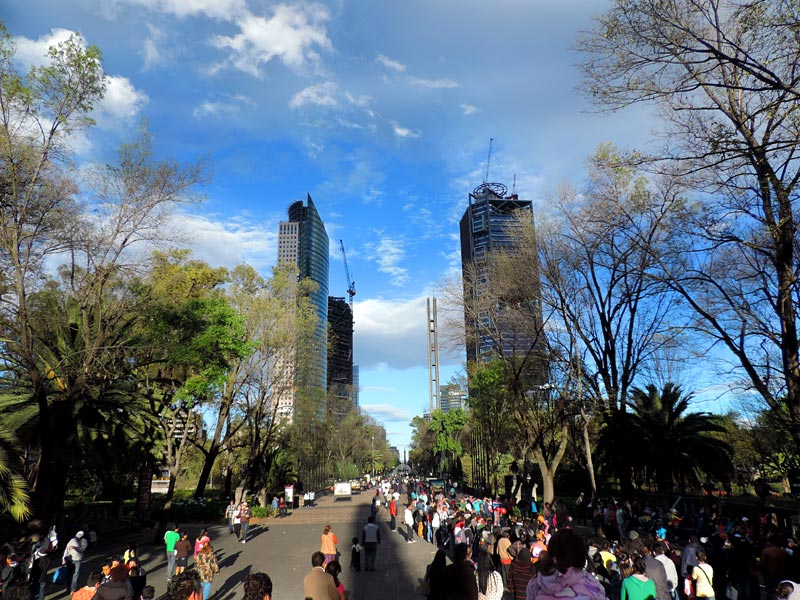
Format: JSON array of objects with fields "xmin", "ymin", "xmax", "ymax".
[{"xmin": 76, "ymin": 531, "xmax": 84, "ymax": 538}]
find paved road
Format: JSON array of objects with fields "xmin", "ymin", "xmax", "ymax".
[{"xmin": 47, "ymin": 491, "xmax": 438, "ymax": 600}]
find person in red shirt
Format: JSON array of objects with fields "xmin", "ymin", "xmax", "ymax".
[
  {"xmin": 389, "ymin": 498, "xmax": 398, "ymax": 531},
  {"xmin": 71, "ymin": 573, "xmax": 102, "ymax": 600}
]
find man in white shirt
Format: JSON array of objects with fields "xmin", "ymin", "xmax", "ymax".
[
  {"xmin": 654, "ymin": 541, "xmax": 679, "ymax": 600},
  {"xmin": 404, "ymin": 505, "xmax": 416, "ymax": 543}
]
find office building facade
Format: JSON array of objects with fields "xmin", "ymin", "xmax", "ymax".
[{"xmin": 277, "ymin": 195, "xmax": 329, "ymax": 421}]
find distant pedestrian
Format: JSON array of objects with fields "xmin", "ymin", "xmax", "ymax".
[
  {"xmin": 238, "ymin": 502, "xmax": 252, "ymax": 544},
  {"xmin": 404, "ymin": 504, "xmax": 416, "ymax": 543},
  {"xmin": 93, "ymin": 566, "xmax": 132, "ymax": 600},
  {"xmin": 362, "ymin": 516, "xmax": 381, "ymax": 572},
  {"xmin": 225, "ymin": 501, "xmax": 237, "ymax": 534},
  {"xmin": 350, "ymin": 538, "xmax": 362, "ymax": 572},
  {"xmin": 243, "ymin": 572, "xmax": 272, "ymax": 600},
  {"xmin": 193, "ymin": 530, "xmax": 210, "ymax": 559}
]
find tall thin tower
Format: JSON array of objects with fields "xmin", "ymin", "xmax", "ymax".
[{"xmin": 427, "ymin": 297, "xmax": 441, "ymax": 414}]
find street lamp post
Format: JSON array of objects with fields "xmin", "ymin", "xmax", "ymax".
[{"xmin": 371, "ymin": 435, "xmax": 375, "ymax": 478}]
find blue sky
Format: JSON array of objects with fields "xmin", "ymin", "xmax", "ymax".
[{"xmin": 5, "ymin": 0, "xmax": 668, "ymax": 452}]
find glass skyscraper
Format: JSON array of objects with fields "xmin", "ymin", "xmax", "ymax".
[{"xmin": 278, "ymin": 195, "xmax": 329, "ymax": 419}]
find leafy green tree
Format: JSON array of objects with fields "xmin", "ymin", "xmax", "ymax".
[
  {"xmin": 467, "ymin": 361, "xmax": 511, "ymax": 495},
  {"xmin": 409, "ymin": 415, "xmax": 436, "ymax": 475},
  {"xmin": 429, "ymin": 408, "xmax": 467, "ymax": 478}
]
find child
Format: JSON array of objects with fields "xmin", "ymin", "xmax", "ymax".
[{"xmin": 350, "ymin": 537, "xmax": 362, "ymax": 572}]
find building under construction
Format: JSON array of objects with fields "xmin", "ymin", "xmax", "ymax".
[{"xmin": 327, "ymin": 296, "xmax": 355, "ymax": 420}]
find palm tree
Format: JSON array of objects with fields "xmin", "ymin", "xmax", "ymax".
[
  {"xmin": 628, "ymin": 383, "xmax": 733, "ymax": 493},
  {"xmin": 0, "ymin": 423, "xmax": 31, "ymax": 521}
]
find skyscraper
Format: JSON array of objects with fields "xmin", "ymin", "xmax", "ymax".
[
  {"xmin": 277, "ymin": 195, "xmax": 329, "ymax": 420},
  {"xmin": 327, "ymin": 296, "xmax": 354, "ymax": 420},
  {"xmin": 459, "ymin": 182, "xmax": 542, "ymax": 365}
]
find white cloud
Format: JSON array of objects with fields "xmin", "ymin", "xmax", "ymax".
[
  {"xmin": 361, "ymin": 403, "xmax": 412, "ymax": 421},
  {"xmin": 289, "ymin": 81, "xmax": 338, "ymax": 109},
  {"xmin": 171, "ymin": 211, "xmax": 279, "ymax": 271},
  {"xmin": 97, "ymin": 76, "xmax": 149, "ymax": 123},
  {"xmin": 368, "ymin": 235, "xmax": 408, "ymax": 285},
  {"xmin": 193, "ymin": 94, "xmax": 255, "ymax": 119},
  {"xmin": 375, "ymin": 54, "xmax": 406, "ymax": 72},
  {"xmin": 354, "ymin": 296, "xmax": 427, "ymax": 369},
  {"xmin": 460, "ymin": 103, "xmax": 478, "ymax": 115},
  {"xmin": 211, "ymin": 4, "xmax": 332, "ymax": 76},
  {"xmin": 408, "ymin": 76, "xmax": 459, "ymax": 89},
  {"xmin": 13, "ymin": 29, "xmax": 76, "ymax": 70},
  {"xmin": 345, "ymin": 92, "xmax": 372, "ymax": 107},
  {"xmin": 120, "ymin": 0, "xmax": 247, "ymax": 20},
  {"xmin": 392, "ymin": 123, "xmax": 421, "ymax": 139}
]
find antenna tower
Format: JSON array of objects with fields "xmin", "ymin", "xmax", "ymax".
[
  {"xmin": 427, "ymin": 297, "xmax": 441, "ymax": 414},
  {"xmin": 484, "ymin": 137, "xmax": 494, "ymax": 183}
]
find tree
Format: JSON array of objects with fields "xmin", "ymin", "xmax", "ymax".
[
  {"xmin": 0, "ymin": 424, "xmax": 31, "ymax": 521},
  {"xmin": 467, "ymin": 361, "xmax": 512, "ymax": 495},
  {"xmin": 428, "ymin": 408, "xmax": 467, "ymax": 478},
  {"xmin": 409, "ymin": 416, "xmax": 436, "ymax": 476},
  {"xmin": 528, "ymin": 146, "xmax": 682, "ymax": 494},
  {"xmin": 578, "ymin": 0, "xmax": 800, "ymax": 463},
  {"xmin": 606, "ymin": 383, "xmax": 734, "ymax": 493}
]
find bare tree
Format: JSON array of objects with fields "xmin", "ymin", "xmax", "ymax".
[{"xmin": 578, "ymin": 1, "xmax": 800, "ymax": 456}]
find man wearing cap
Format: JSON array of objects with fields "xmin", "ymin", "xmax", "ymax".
[{"xmin": 63, "ymin": 531, "xmax": 88, "ymax": 594}]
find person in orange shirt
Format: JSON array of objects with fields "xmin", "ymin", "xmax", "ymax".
[
  {"xmin": 321, "ymin": 525, "xmax": 338, "ymax": 567},
  {"xmin": 71, "ymin": 572, "xmax": 102, "ymax": 600}
]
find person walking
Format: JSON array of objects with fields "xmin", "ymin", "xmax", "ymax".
[
  {"xmin": 194, "ymin": 543, "xmax": 219, "ymax": 600},
  {"xmin": 302, "ymin": 552, "xmax": 339, "ymax": 600},
  {"xmin": 164, "ymin": 525, "xmax": 180, "ymax": 583},
  {"xmin": 320, "ymin": 525, "xmax": 338, "ymax": 567},
  {"xmin": 324, "ymin": 561, "xmax": 345, "ymax": 600},
  {"xmin": 238, "ymin": 502, "xmax": 252, "ymax": 543},
  {"xmin": 691, "ymin": 552, "xmax": 715, "ymax": 600},
  {"xmin": 225, "ymin": 501, "xmax": 237, "ymax": 535},
  {"xmin": 362, "ymin": 516, "xmax": 381, "ymax": 572},
  {"xmin": 193, "ymin": 530, "xmax": 210, "ymax": 560},
  {"xmin": 174, "ymin": 533, "xmax": 192, "ymax": 576},
  {"xmin": 63, "ymin": 531, "xmax": 88, "ymax": 594},
  {"xmin": 404, "ymin": 504, "xmax": 416, "ymax": 543}
]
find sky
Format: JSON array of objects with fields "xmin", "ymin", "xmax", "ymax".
[{"xmin": 5, "ymin": 0, "xmax": 666, "ymax": 453}]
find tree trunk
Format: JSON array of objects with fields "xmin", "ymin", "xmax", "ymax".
[
  {"xmin": 533, "ymin": 422, "xmax": 569, "ymax": 504},
  {"xmin": 581, "ymin": 409, "xmax": 598, "ymax": 500},
  {"xmin": 32, "ymin": 393, "xmax": 73, "ymax": 524},
  {"xmin": 194, "ymin": 395, "xmax": 233, "ymax": 499}
]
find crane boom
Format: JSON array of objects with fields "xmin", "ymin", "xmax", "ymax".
[{"xmin": 339, "ymin": 239, "xmax": 356, "ymax": 307}]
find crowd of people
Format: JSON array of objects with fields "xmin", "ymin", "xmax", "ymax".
[{"xmin": 10, "ymin": 480, "xmax": 800, "ymax": 600}]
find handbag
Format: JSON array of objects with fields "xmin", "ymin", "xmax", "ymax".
[{"xmin": 52, "ymin": 566, "xmax": 66, "ymax": 584}]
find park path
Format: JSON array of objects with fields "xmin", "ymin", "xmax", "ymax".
[{"xmin": 49, "ymin": 490, "xmax": 439, "ymax": 600}]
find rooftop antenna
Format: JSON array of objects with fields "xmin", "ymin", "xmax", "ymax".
[
  {"xmin": 484, "ymin": 137, "xmax": 494, "ymax": 183},
  {"xmin": 512, "ymin": 173, "xmax": 517, "ymax": 195}
]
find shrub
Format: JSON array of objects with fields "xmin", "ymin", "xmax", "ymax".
[{"xmin": 250, "ymin": 506, "xmax": 275, "ymax": 518}]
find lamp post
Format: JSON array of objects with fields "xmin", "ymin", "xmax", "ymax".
[{"xmin": 371, "ymin": 435, "xmax": 375, "ymax": 478}]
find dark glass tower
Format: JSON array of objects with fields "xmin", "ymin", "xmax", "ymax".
[
  {"xmin": 327, "ymin": 296, "xmax": 354, "ymax": 421},
  {"xmin": 459, "ymin": 182, "xmax": 541, "ymax": 364},
  {"xmin": 278, "ymin": 195, "xmax": 329, "ymax": 416}
]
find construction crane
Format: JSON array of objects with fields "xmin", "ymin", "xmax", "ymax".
[{"xmin": 339, "ymin": 239, "xmax": 356, "ymax": 308}]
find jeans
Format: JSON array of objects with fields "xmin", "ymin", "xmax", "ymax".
[
  {"xmin": 406, "ymin": 523, "xmax": 414, "ymax": 540},
  {"xmin": 166, "ymin": 551, "xmax": 176, "ymax": 580},
  {"xmin": 240, "ymin": 521, "xmax": 249, "ymax": 541},
  {"xmin": 201, "ymin": 581, "xmax": 212, "ymax": 600},
  {"xmin": 390, "ymin": 515, "xmax": 396, "ymax": 530},
  {"xmin": 68, "ymin": 559, "xmax": 82, "ymax": 593},
  {"xmin": 364, "ymin": 542, "xmax": 378, "ymax": 571},
  {"xmin": 37, "ymin": 581, "xmax": 47, "ymax": 600}
]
